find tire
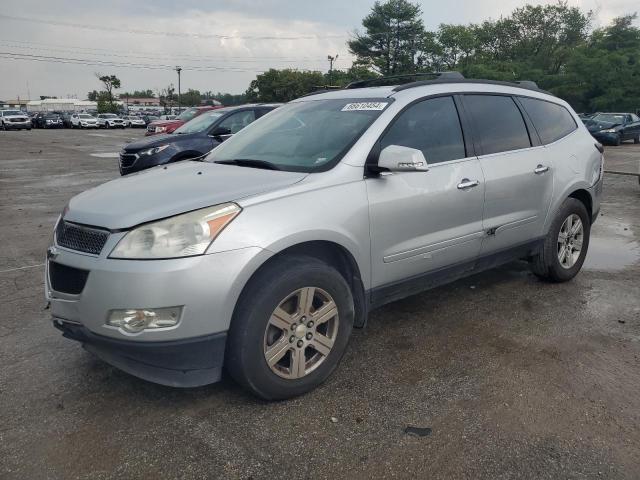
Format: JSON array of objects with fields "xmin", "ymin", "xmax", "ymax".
[
  {"xmin": 530, "ymin": 198, "xmax": 591, "ymax": 282},
  {"xmin": 634, "ymin": 135, "xmax": 639, "ymax": 144},
  {"xmin": 226, "ymin": 255, "xmax": 354, "ymax": 400},
  {"xmin": 613, "ymin": 134, "xmax": 621, "ymax": 146},
  {"xmin": 105, "ymin": 122, "xmax": 110, "ymax": 129}
]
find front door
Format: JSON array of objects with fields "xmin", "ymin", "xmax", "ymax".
[
  {"xmin": 366, "ymin": 96, "xmax": 486, "ymax": 294},
  {"xmin": 461, "ymin": 94, "xmax": 554, "ymax": 254}
]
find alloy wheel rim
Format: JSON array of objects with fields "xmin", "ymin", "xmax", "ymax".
[
  {"xmin": 263, "ymin": 287, "xmax": 339, "ymax": 380},
  {"xmin": 557, "ymin": 214, "xmax": 584, "ymax": 269}
]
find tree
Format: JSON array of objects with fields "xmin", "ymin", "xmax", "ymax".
[
  {"xmin": 180, "ymin": 89, "xmax": 202, "ymax": 107},
  {"xmin": 349, "ymin": 0, "xmax": 426, "ymax": 75},
  {"xmin": 120, "ymin": 89, "xmax": 154, "ymax": 98},
  {"xmin": 159, "ymin": 84, "xmax": 175, "ymax": 113},
  {"xmin": 245, "ymin": 69, "xmax": 325, "ymax": 102},
  {"xmin": 96, "ymin": 74, "xmax": 121, "ymax": 111},
  {"xmin": 87, "ymin": 90, "xmax": 99, "ymax": 101}
]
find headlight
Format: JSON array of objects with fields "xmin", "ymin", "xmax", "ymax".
[
  {"xmin": 139, "ymin": 145, "xmax": 170, "ymax": 156},
  {"xmin": 109, "ymin": 203, "xmax": 241, "ymax": 259},
  {"xmin": 600, "ymin": 128, "xmax": 616, "ymax": 133},
  {"xmin": 155, "ymin": 126, "xmax": 167, "ymax": 133}
]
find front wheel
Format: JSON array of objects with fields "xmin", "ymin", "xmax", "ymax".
[
  {"xmin": 634, "ymin": 135, "xmax": 639, "ymax": 144},
  {"xmin": 226, "ymin": 255, "xmax": 354, "ymax": 400},
  {"xmin": 530, "ymin": 198, "xmax": 591, "ymax": 282}
]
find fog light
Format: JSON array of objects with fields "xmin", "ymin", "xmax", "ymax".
[{"xmin": 107, "ymin": 306, "xmax": 182, "ymax": 333}]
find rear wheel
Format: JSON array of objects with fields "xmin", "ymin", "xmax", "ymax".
[
  {"xmin": 634, "ymin": 135, "xmax": 639, "ymax": 144},
  {"xmin": 530, "ymin": 198, "xmax": 590, "ymax": 282},
  {"xmin": 226, "ymin": 255, "xmax": 354, "ymax": 400}
]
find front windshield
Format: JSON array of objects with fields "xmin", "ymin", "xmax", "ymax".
[
  {"xmin": 591, "ymin": 113, "xmax": 625, "ymax": 124},
  {"xmin": 79, "ymin": 114, "xmax": 93, "ymax": 119},
  {"xmin": 4, "ymin": 110, "xmax": 22, "ymax": 116},
  {"xmin": 177, "ymin": 108, "xmax": 199, "ymax": 122},
  {"xmin": 102, "ymin": 114, "xmax": 117, "ymax": 118},
  {"xmin": 206, "ymin": 99, "xmax": 390, "ymax": 172},
  {"xmin": 174, "ymin": 111, "xmax": 225, "ymax": 134}
]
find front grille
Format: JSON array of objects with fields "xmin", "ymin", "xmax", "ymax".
[
  {"xmin": 56, "ymin": 221, "xmax": 109, "ymax": 255},
  {"xmin": 49, "ymin": 262, "xmax": 89, "ymax": 294},
  {"xmin": 10, "ymin": 118, "xmax": 27, "ymax": 122},
  {"xmin": 119, "ymin": 153, "xmax": 138, "ymax": 168},
  {"xmin": 147, "ymin": 125, "xmax": 155, "ymax": 132}
]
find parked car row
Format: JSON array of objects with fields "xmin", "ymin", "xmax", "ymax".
[{"xmin": 0, "ymin": 109, "xmax": 165, "ymax": 130}]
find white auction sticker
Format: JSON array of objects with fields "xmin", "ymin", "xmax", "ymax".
[{"xmin": 341, "ymin": 102, "xmax": 388, "ymax": 111}]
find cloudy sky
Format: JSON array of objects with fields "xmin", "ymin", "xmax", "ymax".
[{"xmin": 0, "ymin": 0, "xmax": 637, "ymax": 101}]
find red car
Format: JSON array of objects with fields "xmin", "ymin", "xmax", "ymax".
[{"xmin": 145, "ymin": 106, "xmax": 222, "ymax": 136}]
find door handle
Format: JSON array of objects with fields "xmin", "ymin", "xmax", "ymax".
[
  {"xmin": 534, "ymin": 164, "xmax": 549, "ymax": 174},
  {"xmin": 457, "ymin": 178, "xmax": 479, "ymax": 190}
]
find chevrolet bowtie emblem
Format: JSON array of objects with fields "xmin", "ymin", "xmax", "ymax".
[{"xmin": 46, "ymin": 246, "xmax": 59, "ymax": 260}]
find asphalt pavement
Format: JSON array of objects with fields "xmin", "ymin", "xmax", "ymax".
[{"xmin": 1, "ymin": 129, "xmax": 639, "ymax": 479}]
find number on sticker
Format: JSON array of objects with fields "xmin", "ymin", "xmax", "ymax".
[{"xmin": 341, "ymin": 102, "xmax": 388, "ymax": 111}]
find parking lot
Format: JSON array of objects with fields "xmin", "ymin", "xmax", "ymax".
[{"xmin": 1, "ymin": 129, "xmax": 639, "ymax": 479}]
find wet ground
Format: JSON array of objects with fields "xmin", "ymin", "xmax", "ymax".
[{"xmin": 1, "ymin": 129, "xmax": 639, "ymax": 479}]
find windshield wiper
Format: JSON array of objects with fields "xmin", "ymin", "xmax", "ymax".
[{"xmin": 214, "ymin": 159, "xmax": 281, "ymax": 170}]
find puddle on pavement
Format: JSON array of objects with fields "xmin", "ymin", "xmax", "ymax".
[{"xmin": 584, "ymin": 236, "xmax": 640, "ymax": 271}]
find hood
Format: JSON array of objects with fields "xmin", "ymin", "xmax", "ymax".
[
  {"xmin": 4, "ymin": 114, "xmax": 28, "ymax": 119},
  {"xmin": 123, "ymin": 133, "xmax": 189, "ymax": 151},
  {"xmin": 65, "ymin": 161, "xmax": 307, "ymax": 229},
  {"xmin": 586, "ymin": 120, "xmax": 619, "ymax": 132},
  {"xmin": 149, "ymin": 119, "xmax": 183, "ymax": 128}
]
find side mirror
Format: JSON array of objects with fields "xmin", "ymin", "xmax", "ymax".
[
  {"xmin": 211, "ymin": 126, "xmax": 232, "ymax": 137},
  {"xmin": 377, "ymin": 145, "xmax": 429, "ymax": 172}
]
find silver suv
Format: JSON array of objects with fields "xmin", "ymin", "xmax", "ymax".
[{"xmin": 46, "ymin": 74, "xmax": 603, "ymax": 399}]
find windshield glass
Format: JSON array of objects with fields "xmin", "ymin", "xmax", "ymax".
[
  {"xmin": 206, "ymin": 99, "xmax": 390, "ymax": 172},
  {"xmin": 102, "ymin": 114, "xmax": 117, "ymax": 118},
  {"xmin": 174, "ymin": 111, "xmax": 225, "ymax": 134},
  {"xmin": 79, "ymin": 114, "xmax": 93, "ymax": 119},
  {"xmin": 3, "ymin": 110, "xmax": 23, "ymax": 116},
  {"xmin": 177, "ymin": 108, "xmax": 200, "ymax": 122},
  {"xmin": 591, "ymin": 113, "xmax": 625, "ymax": 124}
]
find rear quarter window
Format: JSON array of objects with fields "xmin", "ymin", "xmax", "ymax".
[{"xmin": 519, "ymin": 97, "xmax": 577, "ymax": 144}]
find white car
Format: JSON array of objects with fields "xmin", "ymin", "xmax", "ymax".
[
  {"xmin": 70, "ymin": 113, "xmax": 99, "ymax": 129},
  {"xmin": 96, "ymin": 114, "xmax": 125, "ymax": 129},
  {"xmin": 1, "ymin": 109, "xmax": 31, "ymax": 130},
  {"xmin": 123, "ymin": 115, "xmax": 146, "ymax": 128}
]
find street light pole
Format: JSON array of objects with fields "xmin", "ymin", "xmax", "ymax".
[
  {"xmin": 327, "ymin": 54, "xmax": 338, "ymax": 86},
  {"xmin": 175, "ymin": 66, "xmax": 182, "ymax": 113}
]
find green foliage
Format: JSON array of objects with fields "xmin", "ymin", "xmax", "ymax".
[
  {"xmin": 180, "ymin": 89, "xmax": 202, "ymax": 106},
  {"xmin": 96, "ymin": 74, "xmax": 121, "ymax": 111},
  {"xmin": 348, "ymin": 0, "xmax": 425, "ymax": 75},
  {"xmin": 205, "ymin": 91, "xmax": 247, "ymax": 106},
  {"xmin": 96, "ymin": 92, "xmax": 119, "ymax": 113},
  {"xmin": 120, "ymin": 89, "xmax": 155, "ymax": 98},
  {"xmin": 349, "ymin": 0, "xmax": 640, "ymax": 112},
  {"xmin": 245, "ymin": 69, "xmax": 325, "ymax": 102}
]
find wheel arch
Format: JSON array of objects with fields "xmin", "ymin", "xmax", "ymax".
[
  {"xmin": 235, "ymin": 240, "xmax": 368, "ymax": 328},
  {"xmin": 568, "ymin": 188, "xmax": 593, "ymax": 223}
]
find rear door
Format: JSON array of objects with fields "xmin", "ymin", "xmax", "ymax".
[
  {"xmin": 366, "ymin": 95, "xmax": 486, "ymax": 293},
  {"xmin": 461, "ymin": 94, "xmax": 554, "ymax": 255}
]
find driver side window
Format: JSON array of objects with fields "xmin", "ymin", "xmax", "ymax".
[
  {"xmin": 218, "ymin": 110, "xmax": 256, "ymax": 134},
  {"xmin": 380, "ymin": 96, "xmax": 466, "ymax": 164}
]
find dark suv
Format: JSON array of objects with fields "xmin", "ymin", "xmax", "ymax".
[{"xmin": 119, "ymin": 104, "xmax": 279, "ymax": 175}]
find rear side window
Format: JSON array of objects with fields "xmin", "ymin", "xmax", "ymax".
[
  {"xmin": 380, "ymin": 96, "xmax": 466, "ymax": 164},
  {"xmin": 464, "ymin": 95, "xmax": 531, "ymax": 155},
  {"xmin": 519, "ymin": 97, "xmax": 577, "ymax": 144}
]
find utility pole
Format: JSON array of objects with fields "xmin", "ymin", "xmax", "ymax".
[
  {"xmin": 175, "ymin": 66, "xmax": 182, "ymax": 113},
  {"xmin": 327, "ymin": 54, "xmax": 338, "ymax": 86}
]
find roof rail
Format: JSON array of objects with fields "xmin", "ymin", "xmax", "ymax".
[
  {"xmin": 346, "ymin": 72, "xmax": 464, "ymax": 89},
  {"xmin": 392, "ymin": 77, "xmax": 549, "ymax": 94},
  {"xmin": 301, "ymin": 85, "xmax": 344, "ymax": 97}
]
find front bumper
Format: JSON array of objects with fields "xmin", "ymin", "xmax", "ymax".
[
  {"xmin": 4, "ymin": 120, "xmax": 30, "ymax": 129},
  {"xmin": 46, "ymin": 241, "xmax": 272, "ymax": 386},
  {"xmin": 591, "ymin": 132, "xmax": 619, "ymax": 144},
  {"xmin": 53, "ymin": 319, "xmax": 227, "ymax": 387}
]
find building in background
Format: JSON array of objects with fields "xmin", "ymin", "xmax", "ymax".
[{"xmin": 25, "ymin": 98, "xmax": 99, "ymax": 112}]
